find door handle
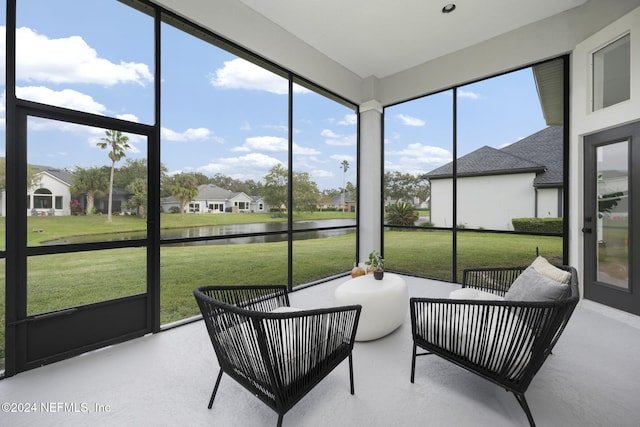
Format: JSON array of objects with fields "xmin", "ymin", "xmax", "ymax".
[{"xmin": 582, "ymin": 227, "xmax": 592, "ymax": 233}]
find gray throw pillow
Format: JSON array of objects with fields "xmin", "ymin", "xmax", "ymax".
[{"xmin": 504, "ymin": 266, "xmax": 569, "ymax": 301}]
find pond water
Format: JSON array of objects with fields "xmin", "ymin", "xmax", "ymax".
[{"xmin": 43, "ymin": 219, "xmax": 356, "ymax": 246}]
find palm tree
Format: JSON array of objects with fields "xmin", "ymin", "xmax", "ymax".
[
  {"xmin": 170, "ymin": 173, "xmax": 200, "ymax": 217},
  {"xmin": 70, "ymin": 166, "xmax": 108, "ymax": 215},
  {"xmin": 340, "ymin": 160, "xmax": 349, "ymax": 212},
  {"xmin": 97, "ymin": 130, "xmax": 131, "ymax": 222}
]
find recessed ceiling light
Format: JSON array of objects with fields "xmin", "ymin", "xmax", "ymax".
[{"xmin": 442, "ymin": 4, "xmax": 456, "ymax": 13}]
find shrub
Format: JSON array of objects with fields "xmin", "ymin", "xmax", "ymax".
[
  {"xmin": 416, "ymin": 220, "xmax": 434, "ymax": 227},
  {"xmin": 512, "ymin": 217, "xmax": 563, "ymax": 234},
  {"xmin": 386, "ymin": 202, "xmax": 419, "ymax": 226}
]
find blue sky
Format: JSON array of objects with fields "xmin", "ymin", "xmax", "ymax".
[{"xmin": 1, "ymin": 0, "xmax": 548, "ymax": 191}]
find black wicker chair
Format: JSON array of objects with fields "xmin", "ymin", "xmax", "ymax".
[
  {"xmin": 194, "ymin": 285, "xmax": 361, "ymax": 427},
  {"xmin": 410, "ymin": 266, "xmax": 579, "ymax": 427}
]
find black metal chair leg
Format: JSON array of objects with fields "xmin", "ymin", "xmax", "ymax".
[
  {"xmin": 410, "ymin": 343, "xmax": 417, "ymax": 383},
  {"xmin": 513, "ymin": 392, "xmax": 536, "ymax": 427},
  {"xmin": 349, "ymin": 353, "xmax": 355, "ymax": 395},
  {"xmin": 208, "ymin": 370, "xmax": 224, "ymax": 409},
  {"xmin": 277, "ymin": 413, "xmax": 283, "ymax": 427}
]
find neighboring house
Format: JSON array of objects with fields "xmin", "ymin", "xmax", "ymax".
[
  {"xmin": 27, "ymin": 167, "xmax": 74, "ymax": 216},
  {"xmin": 331, "ymin": 190, "xmax": 356, "ymax": 212},
  {"xmin": 161, "ymin": 183, "xmax": 267, "ymax": 213},
  {"xmin": 0, "ymin": 163, "xmax": 135, "ymax": 217},
  {"xmin": 92, "ymin": 187, "xmax": 134, "ymax": 215},
  {"xmin": 423, "ymin": 126, "xmax": 563, "ymax": 231}
]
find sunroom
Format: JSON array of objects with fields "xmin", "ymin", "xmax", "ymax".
[{"xmin": 2, "ymin": 0, "xmax": 640, "ymax": 426}]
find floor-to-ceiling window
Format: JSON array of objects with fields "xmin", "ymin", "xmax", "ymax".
[
  {"xmin": 157, "ymin": 13, "xmax": 357, "ymax": 325},
  {"xmin": 158, "ymin": 18, "xmax": 292, "ymax": 323},
  {"xmin": 383, "ymin": 58, "xmax": 567, "ymax": 282},
  {"xmin": 291, "ymin": 78, "xmax": 357, "ymax": 286},
  {"xmin": 3, "ymin": 0, "xmax": 358, "ymax": 376},
  {"xmin": 383, "ymin": 90, "xmax": 453, "ymax": 280}
]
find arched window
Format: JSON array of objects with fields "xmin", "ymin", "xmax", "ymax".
[{"xmin": 34, "ymin": 188, "xmax": 53, "ymax": 209}]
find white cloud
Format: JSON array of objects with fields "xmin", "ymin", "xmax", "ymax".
[
  {"xmin": 458, "ymin": 90, "xmax": 480, "ymax": 99},
  {"xmin": 211, "ymin": 58, "xmax": 309, "ymax": 95},
  {"xmin": 115, "ymin": 113, "xmax": 140, "ymax": 123},
  {"xmin": 385, "ymin": 143, "xmax": 452, "ymax": 175},
  {"xmin": 321, "ymin": 129, "xmax": 340, "ymax": 138},
  {"xmin": 394, "ymin": 143, "xmax": 451, "ymax": 162},
  {"xmin": 240, "ymin": 121, "xmax": 252, "ymax": 131},
  {"xmin": 325, "ymin": 132, "xmax": 356, "ymax": 146},
  {"xmin": 161, "ymin": 127, "xmax": 214, "ymax": 142},
  {"xmin": 322, "ymin": 127, "xmax": 356, "ymax": 146},
  {"xmin": 22, "ymin": 117, "xmax": 143, "ymax": 157},
  {"xmin": 198, "ymin": 152, "xmax": 282, "ymax": 176},
  {"xmin": 240, "ymin": 136, "xmax": 288, "ymax": 152},
  {"xmin": 311, "ymin": 169, "xmax": 334, "ymax": 179},
  {"xmin": 338, "ymin": 114, "xmax": 357, "ymax": 126},
  {"xmin": 18, "ymin": 94, "xmax": 147, "ymax": 157},
  {"xmin": 396, "ymin": 114, "xmax": 425, "ymax": 127},
  {"xmin": 232, "ymin": 135, "xmax": 320, "ymax": 155},
  {"xmin": 14, "ymin": 27, "xmax": 152, "ymax": 86},
  {"xmin": 293, "ymin": 144, "xmax": 321, "ymax": 155},
  {"xmin": 17, "ymin": 86, "xmax": 107, "ymax": 114}
]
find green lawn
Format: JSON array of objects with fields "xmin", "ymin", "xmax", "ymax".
[
  {"xmin": 0, "ymin": 215, "xmax": 563, "ymax": 371},
  {"xmin": 385, "ymin": 229, "xmax": 563, "ymax": 281}
]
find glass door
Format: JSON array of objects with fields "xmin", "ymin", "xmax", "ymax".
[{"xmin": 584, "ymin": 121, "xmax": 638, "ymax": 315}]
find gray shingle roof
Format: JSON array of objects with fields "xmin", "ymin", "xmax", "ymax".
[
  {"xmin": 36, "ymin": 166, "xmax": 74, "ymax": 185},
  {"xmin": 196, "ymin": 184, "xmax": 234, "ymax": 200},
  {"xmin": 501, "ymin": 125, "xmax": 564, "ymax": 187},
  {"xmin": 423, "ymin": 126, "xmax": 563, "ymax": 187}
]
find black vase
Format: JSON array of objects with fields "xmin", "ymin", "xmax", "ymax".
[{"xmin": 373, "ymin": 270, "xmax": 384, "ymax": 280}]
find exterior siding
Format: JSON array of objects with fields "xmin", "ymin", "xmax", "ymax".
[
  {"xmin": 27, "ymin": 172, "xmax": 71, "ymax": 216},
  {"xmin": 537, "ymin": 188, "xmax": 560, "ymax": 218},
  {"xmin": 431, "ymin": 173, "xmax": 536, "ymax": 230}
]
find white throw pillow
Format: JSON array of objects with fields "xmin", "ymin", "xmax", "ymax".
[
  {"xmin": 449, "ymin": 288, "xmax": 504, "ymax": 301},
  {"xmin": 531, "ymin": 256, "xmax": 571, "ymax": 284}
]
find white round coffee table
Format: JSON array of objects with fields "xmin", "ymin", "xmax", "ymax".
[{"xmin": 334, "ymin": 272, "xmax": 408, "ymax": 341}]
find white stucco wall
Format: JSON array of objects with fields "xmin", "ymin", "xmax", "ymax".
[
  {"xmin": 570, "ymin": 6, "xmax": 640, "ymax": 279},
  {"xmin": 537, "ymin": 188, "xmax": 561, "ymax": 218},
  {"xmin": 430, "ymin": 173, "xmax": 536, "ymax": 231},
  {"xmin": 428, "ymin": 179, "xmax": 453, "ymax": 228},
  {"xmin": 28, "ymin": 173, "xmax": 71, "ymax": 216}
]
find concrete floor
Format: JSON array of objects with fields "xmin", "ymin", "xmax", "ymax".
[{"xmin": 1, "ymin": 275, "xmax": 640, "ymax": 427}]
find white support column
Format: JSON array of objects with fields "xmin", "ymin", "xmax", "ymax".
[{"xmin": 358, "ymin": 99, "xmax": 383, "ymax": 263}]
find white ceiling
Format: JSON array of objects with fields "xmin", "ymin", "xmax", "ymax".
[{"xmin": 236, "ymin": 0, "xmax": 588, "ymax": 78}]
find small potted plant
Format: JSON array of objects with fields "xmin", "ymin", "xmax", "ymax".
[{"xmin": 365, "ymin": 250, "xmax": 385, "ymax": 280}]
